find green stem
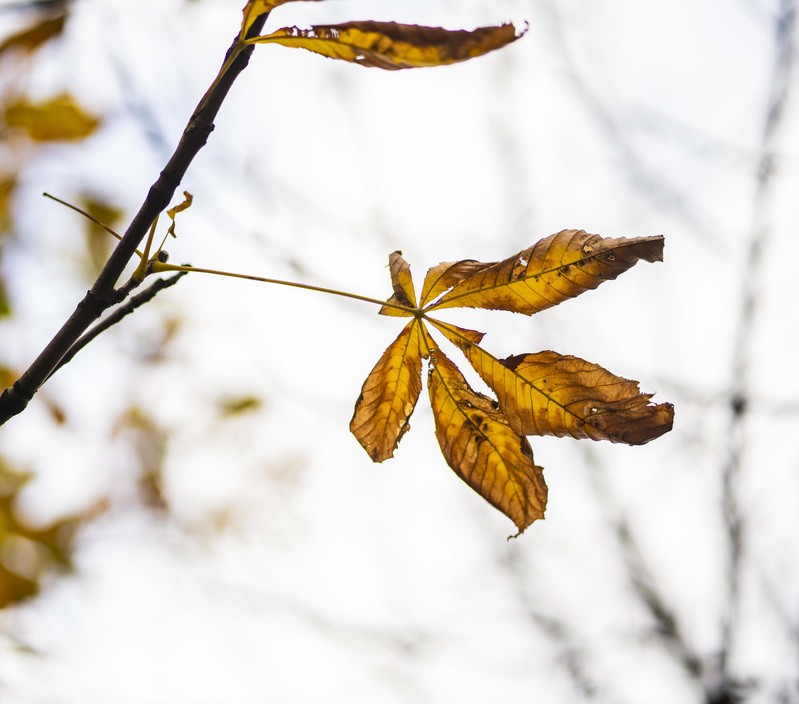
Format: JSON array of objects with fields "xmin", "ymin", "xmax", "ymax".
[{"xmin": 151, "ymin": 262, "xmax": 419, "ymax": 316}]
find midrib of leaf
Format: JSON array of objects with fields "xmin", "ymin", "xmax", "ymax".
[
  {"xmin": 375, "ymin": 318, "xmax": 421, "ymax": 438},
  {"xmin": 425, "ymin": 316, "xmax": 614, "ymax": 440}
]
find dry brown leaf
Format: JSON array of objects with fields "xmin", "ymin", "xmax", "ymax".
[
  {"xmin": 350, "ymin": 319, "xmax": 424, "ymax": 461},
  {"xmin": 4, "ymin": 93, "xmax": 101, "ymax": 142},
  {"xmin": 425, "ymin": 229, "xmax": 664, "ymax": 314},
  {"xmin": 423, "ymin": 329, "xmax": 547, "ymax": 534},
  {"xmin": 434, "ymin": 320, "xmax": 673, "ymax": 444},
  {"xmin": 250, "ymin": 21, "xmax": 523, "ymax": 70}
]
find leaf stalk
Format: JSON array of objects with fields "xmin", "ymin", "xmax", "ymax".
[{"xmin": 150, "ymin": 261, "xmax": 420, "ymax": 315}]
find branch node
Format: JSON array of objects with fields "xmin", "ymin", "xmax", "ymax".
[{"xmin": 0, "ymin": 383, "xmax": 32, "ymax": 424}]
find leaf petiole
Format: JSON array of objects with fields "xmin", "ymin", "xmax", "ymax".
[
  {"xmin": 133, "ymin": 215, "xmax": 160, "ymax": 283},
  {"xmin": 150, "ymin": 261, "xmax": 420, "ymax": 316},
  {"xmin": 194, "ymin": 43, "xmax": 245, "ymax": 117}
]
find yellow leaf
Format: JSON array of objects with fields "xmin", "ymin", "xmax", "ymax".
[
  {"xmin": 419, "ymin": 258, "xmax": 484, "ymax": 307},
  {"xmin": 379, "ymin": 250, "xmax": 418, "ymax": 317},
  {"xmin": 4, "ymin": 93, "xmax": 100, "ymax": 142},
  {"xmin": 0, "ymin": 13, "xmax": 66, "ymax": 58},
  {"xmin": 425, "ymin": 229, "xmax": 665, "ymax": 314},
  {"xmin": 350, "ymin": 319, "xmax": 424, "ymax": 461},
  {"xmin": 250, "ymin": 21, "xmax": 524, "ymax": 70},
  {"xmin": 240, "ymin": 0, "xmax": 318, "ymax": 39},
  {"xmin": 166, "ymin": 191, "xmax": 193, "ymax": 238},
  {"xmin": 423, "ymin": 330, "xmax": 547, "ymax": 535},
  {"xmin": 435, "ymin": 320, "xmax": 673, "ymax": 445}
]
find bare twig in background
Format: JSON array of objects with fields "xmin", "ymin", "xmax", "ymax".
[
  {"xmin": 721, "ymin": 0, "xmax": 796, "ymax": 689},
  {"xmin": 541, "ymin": 1, "xmax": 721, "ymax": 246},
  {"xmin": 498, "ymin": 543, "xmax": 601, "ymax": 702}
]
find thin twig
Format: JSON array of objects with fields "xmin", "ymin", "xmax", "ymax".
[
  {"xmin": 720, "ymin": 0, "xmax": 796, "ymax": 682},
  {"xmin": 578, "ymin": 444, "xmax": 708, "ymax": 696},
  {"xmin": 497, "ymin": 543, "xmax": 601, "ymax": 701},
  {"xmin": 541, "ymin": 0, "xmax": 719, "ymax": 245}
]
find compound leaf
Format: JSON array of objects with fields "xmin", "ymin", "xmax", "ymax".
[
  {"xmin": 426, "ymin": 229, "xmax": 664, "ymax": 314},
  {"xmin": 249, "ymin": 21, "xmax": 523, "ymax": 70},
  {"xmin": 351, "ymin": 232, "xmax": 671, "ymax": 535},
  {"xmin": 350, "ymin": 319, "xmax": 424, "ymax": 462},
  {"xmin": 423, "ymin": 329, "xmax": 547, "ymax": 534}
]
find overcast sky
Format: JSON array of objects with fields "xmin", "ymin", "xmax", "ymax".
[{"xmin": 1, "ymin": 1, "xmax": 798, "ymax": 703}]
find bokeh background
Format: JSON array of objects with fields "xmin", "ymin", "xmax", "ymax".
[{"xmin": 1, "ymin": 1, "xmax": 798, "ymax": 702}]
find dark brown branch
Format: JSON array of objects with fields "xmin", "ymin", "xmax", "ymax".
[
  {"xmin": 0, "ymin": 10, "xmax": 270, "ymax": 426},
  {"xmin": 47, "ymin": 272, "xmax": 188, "ymax": 381}
]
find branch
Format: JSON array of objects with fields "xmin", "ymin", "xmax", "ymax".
[
  {"xmin": 0, "ymin": 9, "xmax": 271, "ymax": 426},
  {"xmin": 47, "ymin": 272, "xmax": 188, "ymax": 381}
]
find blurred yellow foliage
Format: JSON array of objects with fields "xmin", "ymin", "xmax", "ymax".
[{"xmin": 4, "ymin": 93, "xmax": 100, "ymax": 142}]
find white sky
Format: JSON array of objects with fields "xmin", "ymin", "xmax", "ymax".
[{"xmin": 1, "ymin": 1, "xmax": 798, "ymax": 702}]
